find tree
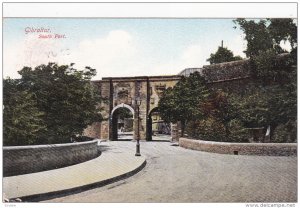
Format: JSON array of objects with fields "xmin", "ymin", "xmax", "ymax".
[
  {"xmin": 234, "ymin": 18, "xmax": 297, "ymax": 142},
  {"xmin": 234, "ymin": 19, "xmax": 273, "ymax": 58},
  {"xmin": 252, "ymin": 50, "xmax": 294, "ymax": 85},
  {"xmin": 158, "ymin": 72, "xmax": 210, "ymax": 136},
  {"xmin": 206, "ymin": 90, "xmax": 237, "ymax": 138},
  {"xmin": 268, "ymin": 18, "xmax": 297, "ymax": 51},
  {"xmin": 233, "ymin": 88, "xmax": 270, "ymax": 129},
  {"xmin": 4, "ymin": 63, "xmax": 103, "ymax": 145},
  {"xmin": 233, "ymin": 84, "xmax": 296, "ymax": 141},
  {"xmin": 3, "ymin": 79, "xmax": 46, "ymax": 145},
  {"xmin": 234, "ymin": 18, "xmax": 297, "ymax": 83},
  {"xmin": 207, "ymin": 46, "xmax": 243, "ymax": 64},
  {"xmin": 234, "ymin": 18, "xmax": 297, "ymax": 58}
]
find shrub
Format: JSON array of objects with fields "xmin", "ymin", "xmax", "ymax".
[
  {"xmin": 186, "ymin": 117, "xmax": 226, "ymax": 141},
  {"xmin": 186, "ymin": 117, "xmax": 250, "ymax": 143},
  {"xmin": 273, "ymin": 120, "xmax": 297, "ymax": 143},
  {"xmin": 227, "ymin": 119, "xmax": 250, "ymax": 142}
]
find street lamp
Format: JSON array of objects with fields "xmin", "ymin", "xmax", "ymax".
[{"xmin": 132, "ymin": 97, "xmax": 141, "ymax": 156}]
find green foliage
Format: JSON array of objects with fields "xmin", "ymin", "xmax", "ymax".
[
  {"xmin": 158, "ymin": 72, "xmax": 210, "ymax": 136},
  {"xmin": 234, "ymin": 18, "xmax": 297, "ymax": 84},
  {"xmin": 157, "ymin": 87, "xmax": 176, "ymax": 124},
  {"xmin": 186, "ymin": 117, "xmax": 226, "ymax": 141},
  {"xmin": 233, "ymin": 89, "xmax": 269, "ymax": 128},
  {"xmin": 3, "ymin": 79, "xmax": 46, "ymax": 146},
  {"xmin": 234, "ymin": 18, "xmax": 297, "ymax": 58},
  {"xmin": 234, "ymin": 19, "xmax": 273, "ymax": 57},
  {"xmin": 233, "ymin": 18, "xmax": 297, "ymax": 143},
  {"xmin": 273, "ymin": 120, "xmax": 297, "ymax": 143},
  {"xmin": 266, "ymin": 85, "xmax": 297, "ymax": 128},
  {"xmin": 227, "ymin": 119, "xmax": 249, "ymax": 143},
  {"xmin": 268, "ymin": 18, "xmax": 297, "ymax": 50},
  {"xmin": 232, "ymin": 85, "xmax": 296, "ymax": 142},
  {"xmin": 252, "ymin": 49, "xmax": 294, "ymax": 84},
  {"xmin": 189, "ymin": 89, "xmax": 249, "ymax": 142},
  {"xmin": 207, "ymin": 90, "xmax": 237, "ymax": 134},
  {"xmin": 207, "ymin": 46, "xmax": 243, "ymax": 64},
  {"xmin": 185, "ymin": 114, "xmax": 249, "ymax": 143},
  {"xmin": 3, "ymin": 63, "xmax": 103, "ymax": 145},
  {"xmin": 115, "ymin": 107, "xmax": 133, "ymax": 120}
]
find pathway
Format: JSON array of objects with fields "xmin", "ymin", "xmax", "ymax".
[{"xmin": 43, "ymin": 139, "xmax": 297, "ymax": 203}]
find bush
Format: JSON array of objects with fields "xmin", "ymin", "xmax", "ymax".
[
  {"xmin": 186, "ymin": 117, "xmax": 226, "ymax": 141},
  {"xmin": 227, "ymin": 119, "xmax": 250, "ymax": 142},
  {"xmin": 186, "ymin": 117, "xmax": 250, "ymax": 142},
  {"xmin": 71, "ymin": 135, "xmax": 94, "ymax": 142},
  {"xmin": 273, "ymin": 120, "xmax": 297, "ymax": 143},
  {"xmin": 253, "ymin": 50, "xmax": 293, "ymax": 85}
]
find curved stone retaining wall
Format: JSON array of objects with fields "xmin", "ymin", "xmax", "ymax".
[
  {"xmin": 179, "ymin": 137, "xmax": 297, "ymax": 156},
  {"xmin": 4, "ymin": 140, "xmax": 101, "ymax": 177}
]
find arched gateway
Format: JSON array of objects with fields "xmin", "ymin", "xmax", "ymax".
[
  {"xmin": 83, "ymin": 75, "xmax": 181, "ymax": 141},
  {"xmin": 83, "ymin": 58, "xmax": 256, "ymax": 141}
]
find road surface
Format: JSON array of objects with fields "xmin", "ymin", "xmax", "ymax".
[{"xmin": 43, "ymin": 138, "xmax": 297, "ymax": 203}]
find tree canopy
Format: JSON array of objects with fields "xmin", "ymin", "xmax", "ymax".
[
  {"xmin": 233, "ymin": 18, "xmax": 297, "ymax": 142},
  {"xmin": 3, "ymin": 63, "xmax": 103, "ymax": 145},
  {"xmin": 159, "ymin": 18, "xmax": 297, "ymax": 143},
  {"xmin": 234, "ymin": 18, "xmax": 297, "ymax": 58},
  {"xmin": 158, "ymin": 72, "xmax": 210, "ymax": 136},
  {"xmin": 3, "ymin": 79, "xmax": 46, "ymax": 146},
  {"xmin": 207, "ymin": 46, "xmax": 243, "ymax": 64}
]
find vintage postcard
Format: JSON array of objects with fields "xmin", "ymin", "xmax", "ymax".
[{"xmin": 2, "ymin": 2, "xmax": 298, "ymax": 207}]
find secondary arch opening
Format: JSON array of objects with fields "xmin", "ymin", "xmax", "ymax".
[{"xmin": 147, "ymin": 107, "xmax": 171, "ymax": 142}]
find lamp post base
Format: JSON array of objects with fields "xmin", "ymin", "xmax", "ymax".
[{"xmin": 135, "ymin": 144, "xmax": 141, "ymax": 156}]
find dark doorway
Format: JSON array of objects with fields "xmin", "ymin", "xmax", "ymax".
[{"xmin": 147, "ymin": 108, "xmax": 171, "ymax": 142}]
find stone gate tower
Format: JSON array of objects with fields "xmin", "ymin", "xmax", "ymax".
[{"xmin": 84, "ymin": 75, "xmax": 181, "ymax": 141}]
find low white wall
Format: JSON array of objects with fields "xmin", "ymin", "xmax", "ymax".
[
  {"xmin": 179, "ymin": 137, "xmax": 297, "ymax": 156},
  {"xmin": 4, "ymin": 140, "xmax": 101, "ymax": 177}
]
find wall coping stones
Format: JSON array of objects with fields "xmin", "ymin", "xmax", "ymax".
[
  {"xmin": 179, "ymin": 137, "xmax": 297, "ymax": 156},
  {"xmin": 4, "ymin": 140, "xmax": 101, "ymax": 177},
  {"xmin": 3, "ymin": 140, "xmax": 97, "ymax": 150}
]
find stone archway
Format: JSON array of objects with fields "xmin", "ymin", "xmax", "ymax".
[
  {"xmin": 110, "ymin": 103, "xmax": 135, "ymax": 141},
  {"xmin": 111, "ymin": 103, "xmax": 135, "ymax": 117},
  {"xmin": 84, "ymin": 76, "xmax": 181, "ymax": 141},
  {"xmin": 146, "ymin": 107, "xmax": 171, "ymax": 141}
]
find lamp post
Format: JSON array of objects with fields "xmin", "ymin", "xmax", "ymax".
[{"xmin": 132, "ymin": 97, "xmax": 141, "ymax": 156}]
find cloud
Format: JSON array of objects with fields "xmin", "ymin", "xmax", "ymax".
[
  {"xmin": 3, "ymin": 30, "xmax": 247, "ymax": 80},
  {"xmin": 3, "ymin": 33, "xmax": 62, "ymax": 78},
  {"xmin": 228, "ymin": 34, "xmax": 247, "ymax": 58},
  {"xmin": 151, "ymin": 35, "xmax": 246, "ymax": 75},
  {"xmin": 3, "ymin": 30, "xmax": 139, "ymax": 80},
  {"xmin": 150, "ymin": 44, "xmax": 205, "ymax": 75},
  {"xmin": 60, "ymin": 30, "xmax": 140, "ymax": 79}
]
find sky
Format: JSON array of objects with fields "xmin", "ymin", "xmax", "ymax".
[{"xmin": 3, "ymin": 18, "xmax": 248, "ymax": 80}]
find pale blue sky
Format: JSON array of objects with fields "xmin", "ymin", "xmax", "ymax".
[{"xmin": 3, "ymin": 18, "xmax": 247, "ymax": 80}]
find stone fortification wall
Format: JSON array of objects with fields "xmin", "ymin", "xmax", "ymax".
[
  {"xmin": 202, "ymin": 59, "xmax": 251, "ymax": 83},
  {"xmin": 3, "ymin": 140, "xmax": 101, "ymax": 177}
]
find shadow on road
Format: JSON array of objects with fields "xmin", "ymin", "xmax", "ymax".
[
  {"xmin": 117, "ymin": 139, "xmax": 132, "ymax": 141},
  {"xmin": 99, "ymin": 145, "xmax": 112, "ymax": 152},
  {"xmin": 147, "ymin": 140, "xmax": 170, "ymax": 143}
]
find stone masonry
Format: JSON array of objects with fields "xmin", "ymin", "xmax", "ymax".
[
  {"xmin": 84, "ymin": 76, "xmax": 181, "ymax": 141},
  {"xmin": 83, "ymin": 54, "xmax": 290, "ymax": 141}
]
